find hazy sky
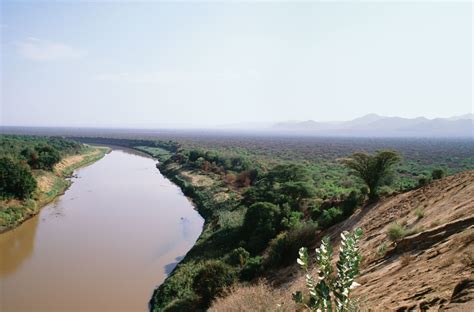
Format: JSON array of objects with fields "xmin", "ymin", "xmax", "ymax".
[{"xmin": 1, "ymin": 1, "xmax": 472, "ymax": 128}]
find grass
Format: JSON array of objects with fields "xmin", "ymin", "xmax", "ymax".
[
  {"xmin": 399, "ymin": 254, "xmax": 413, "ymax": 267},
  {"xmin": 209, "ymin": 282, "xmax": 293, "ymax": 312},
  {"xmin": 387, "ymin": 222, "xmax": 423, "ymax": 242},
  {"xmin": 387, "ymin": 223, "xmax": 407, "ymax": 241},
  {"xmin": 414, "ymin": 208, "xmax": 425, "ymax": 219},
  {"xmin": 377, "ymin": 242, "xmax": 388, "ymax": 258},
  {"xmin": 134, "ymin": 146, "xmax": 172, "ymax": 161}
]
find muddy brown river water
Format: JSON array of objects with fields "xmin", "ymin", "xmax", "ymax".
[{"xmin": 0, "ymin": 148, "xmax": 203, "ymax": 311}]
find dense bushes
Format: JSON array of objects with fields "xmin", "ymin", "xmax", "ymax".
[
  {"xmin": 0, "ymin": 135, "xmax": 91, "ymax": 201},
  {"xmin": 240, "ymin": 256, "xmax": 263, "ymax": 281},
  {"xmin": 266, "ymin": 222, "xmax": 319, "ymax": 268},
  {"xmin": 242, "ymin": 202, "xmax": 281, "ymax": 252},
  {"xmin": 186, "ymin": 149, "xmax": 253, "ymax": 175},
  {"xmin": 417, "ymin": 175, "xmax": 431, "ymax": 187},
  {"xmin": 1, "ymin": 135, "xmax": 82, "ymax": 159},
  {"xmin": 225, "ymin": 247, "xmax": 250, "ymax": 267},
  {"xmin": 0, "ymin": 157, "xmax": 37, "ymax": 199},
  {"xmin": 192, "ymin": 260, "xmax": 236, "ymax": 305},
  {"xmin": 242, "ymin": 163, "xmax": 316, "ymax": 210},
  {"xmin": 431, "ymin": 168, "xmax": 446, "ymax": 180},
  {"xmin": 415, "ymin": 168, "xmax": 446, "ymax": 188},
  {"xmin": 21, "ymin": 145, "xmax": 61, "ymax": 170},
  {"xmin": 310, "ymin": 191, "xmax": 363, "ymax": 228}
]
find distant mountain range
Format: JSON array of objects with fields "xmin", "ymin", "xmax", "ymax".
[{"xmin": 271, "ymin": 113, "xmax": 473, "ymax": 137}]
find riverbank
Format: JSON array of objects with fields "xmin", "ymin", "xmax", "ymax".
[
  {"xmin": 0, "ymin": 146, "xmax": 109, "ymax": 233},
  {"xmin": 149, "ymin": 156, "xmax": 243, "ymax": 311}
]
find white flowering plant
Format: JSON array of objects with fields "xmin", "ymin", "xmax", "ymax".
[{"xmin": 293, "ymin": 228, "xmax": 363, "ymax": 312}]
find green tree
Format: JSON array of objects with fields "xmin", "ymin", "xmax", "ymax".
[
  {"xmin": 431, "ymin": 168, "xmax": 446, "ymax": 180},
  {"xmin": 265, "ymin": 163, "xmax": 313, "ymax": 184},
  {"xmin": 35, "ymin": 145, "xmax": 61, "ymax": 170},
  {"xmin": 192, "ymin": 260, "xmax": 235, "ymax": 306},
  {"xmin": 22, "ymin": 144, "xmax": 61, "ymax": 170},
  {"xmin": 242, "ymin": 202, "xmax": 281, "ymax": 252},
  {"xmin": 0, "ymin": 157, "xmax": 37, "ymax": 199},
  {"xmin": 342, "ymin": 150, "xmax": 401, "ymax": 200},
  {"xmin": 280, "ymin": 180, "xmax": 317, "ymax": 209}
]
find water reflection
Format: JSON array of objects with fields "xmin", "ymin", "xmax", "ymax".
[
  {"xmin": 164, "ymin": 256, "xmax": 185, "ymax": 275},
  {"xmin": 0, "ymin": 216, "xmax": 39, "ymax": 277}
]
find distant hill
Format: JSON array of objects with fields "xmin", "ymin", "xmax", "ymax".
[{"xmin": 271, "ymin": 113, "xmax": 474, "ymax": 137}]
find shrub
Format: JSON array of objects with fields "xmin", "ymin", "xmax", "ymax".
[
  {"xmin": 377, "ymin": 242, "xmax": 388, "ymax": 258},
  {"xmin": 242, "ymin": 202, "xmax": 281, "ymax": 252},
  {"xmin": 150, "ymin": 261, "xmax": 204, "ymax": 309},
  {"xmin": 308, "ymin": 199, "xmax": 323, "ymax": 220},
  {"xmin": 226, "ymin": 247, "xmax": 250, "ymax": 267},
  {"xmin": 341, "ymin": 190, "xmax": 361, "ymax": 217},
  {"xmin": 387, "ymin": 223, "xmax": 407, "ymax": 241},
  {"xmin": 318, "ymin": 207, "xmax": 343, "ymax": 228},
  {"xmin": 414, "ymin": 208, "xmax": 425, "ymax": 219},
  {"xmin": 266, "ymin": 222, "xmax": 319, "ymax": 268},
  {"xmin": 431, "ymin": 168, "xmax": 446, "ymax": 180},
  {"xmin": 193, "ymin": 260, "xmax": 236, "ymax": 306},
  {"xmin": 378, "ymin": 185, "xmax": 394, "ymax": 197},
  {"xmin": 417, "ymin": 175, "xmax": 431, "ymax": 187},
  {"xmin": 293, "ymin": 228, "xmax": 363, "ymax": 311},
  {"xmin": 280, "ymin": 209, "xmax": 304, "ymax": 229},
  {"xmin": 240, "ymin": 256, "xmax": 263, "ymax": 281}
]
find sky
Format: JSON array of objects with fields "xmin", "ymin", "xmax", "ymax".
[{"xmin": 0, "ymin": 1, "xmax": 472, "ymax": 128}]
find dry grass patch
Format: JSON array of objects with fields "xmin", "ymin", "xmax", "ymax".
[
  {"xmin": 399, "ymin": 254, "xmax": 413, "ymax": 268},
  {"xmin": 181, "ymin": 171, "xmax": 215, "ymax": 187},
  {"xmin": 214, "ymin": 191, "xmax": 230, "ymax": 203},
  {"xmin": 35, "ymin": 173, "xmax": 55, "ymax": 192},
  {"xmin": 210, "ymin": 282, "xmax": 294, "ymax": 312}
]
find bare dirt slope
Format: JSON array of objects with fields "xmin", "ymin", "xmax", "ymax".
[{"xmin": 303, "ymin": 170, "xmax": 474, "ymax": 311}]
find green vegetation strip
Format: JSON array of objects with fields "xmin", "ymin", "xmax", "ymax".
[{"xmin": 0, "ymin": 135, "xmax": 109, "ymax": 233}]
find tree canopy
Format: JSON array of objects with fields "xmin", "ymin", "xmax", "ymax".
[
  {"xmin": 0, "ymin": 157, "xmax": 37, "ymax": 199},
  {"xmin": 342, "ymin": 150, "xmax": 401, "ymax": 200}
]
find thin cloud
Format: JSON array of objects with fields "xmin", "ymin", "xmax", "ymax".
[
  {"xmin": 94, "ymin": 70, "xmax": 261, "ymax": 84},
  {"xmin": 16, "ymin": 38, "xmax": 86, "ymax": 61}
]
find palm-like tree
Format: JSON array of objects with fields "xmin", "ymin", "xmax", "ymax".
[{"xmin": 342, "ymin": 150, "xmax": 401, "ymax": 201}]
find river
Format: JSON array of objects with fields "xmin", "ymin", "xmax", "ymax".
[{"xmin": 0, "ymin": 148, "xmax": 204, "ymax": 311}]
